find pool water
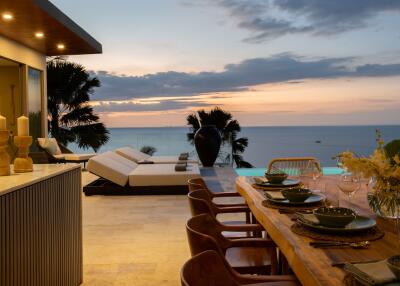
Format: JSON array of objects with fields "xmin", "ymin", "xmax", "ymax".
[{"xmin": 235, "ymin": 167, "xmax": 343, "ymax": 177}]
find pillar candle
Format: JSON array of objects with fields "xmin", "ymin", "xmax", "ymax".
[
  {"xmin": 0, "ymin": 115, "xmax": 6, "ymax": 130},
  {"xmin": 17, "ymin": 115, "xmax": 29, "ymax": 136}
]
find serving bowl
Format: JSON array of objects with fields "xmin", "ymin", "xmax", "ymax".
[
  {"xmin": 313, "ymin": 207, "xmax": 356, "ymax": 228},
  {"xmin": 387, "ymin": 255, "xmax": 400, "ymax": 279},
  {"xmin": 265, "ymin": 172, "xmax": 288, "ymax": 184},
  {"xmin": 281, "ymin": 187, "xmax": 312, "ymax": 202}
]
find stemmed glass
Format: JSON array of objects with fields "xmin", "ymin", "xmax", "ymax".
[
  {"xmin": 299, "ymin": 161, "xmax": 322, "ymax": 190},
  {"xmin": 337, "ymin": 173, "xmax": 361, "ymax": 208},
  {"xmin": 336, "ymin": 156, "xmax": 347, "ymax": 173}
]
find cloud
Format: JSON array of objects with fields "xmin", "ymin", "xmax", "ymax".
[
  {"xmin": 92, "ymin": 99, "xmax": 212, "ymax": 113},
  {"xmin": 213, "ymin": 0, "xmax": 400, "ymax": 42},
  {"xmin": 91, "ymin": 54, "xmax": 400, "ymax": 102}
]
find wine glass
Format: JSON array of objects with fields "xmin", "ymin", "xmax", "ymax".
[
  {"xmin": 299, "ymin": 167, "xmax": 313, "ymax": 188},
  {"xmin": 310, "ymin": 161, "xmax": 323, "ymax": 189},
  {"xmin": 336, "ymin": 156, "xmax": 347, "ymax": 173},
  {"xmin": 337, "ymin": 173, "xmax": 361, "ymax": 208},
  {"xmin": 322, "ymin": 182, "xmax": 340, "ymax": 207},
  {"xmin": 300, "ymin": 161, "xmax": 322, "ymax": 189}
]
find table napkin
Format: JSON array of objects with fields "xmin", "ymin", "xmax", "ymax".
[
  {"xmin": 179, "ymin": 153, "xmax": 189, "ymax": 160},
  {"xmin": 344, "ymin": 260, "xmax": 397, "ymax": 285},
  {"xmin": 175, "ymin": 163, "xmax": 187, "ymax": 172},
  {"xmin": 265, "ymin": 191, "xmax": 285, "ymax": 200},
  {"xmin": 139, "ymin": 160, "xmax": 154, "ymax": 164}
]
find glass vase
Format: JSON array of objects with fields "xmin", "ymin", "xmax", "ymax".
[{"xmin": 367, "ymin": 178, "xmax": 400, "ymax": 250}]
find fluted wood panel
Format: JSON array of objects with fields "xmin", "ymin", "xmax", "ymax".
[{"xmin": 0, "ymin": 168, "xmax": 82, "ymax": 286}]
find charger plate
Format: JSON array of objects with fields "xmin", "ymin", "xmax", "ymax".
[
  {"xmin": 254, "ymin": 178, "xmax": 300, "ymax": 188},
  {"xmin": 266, "ymin": 194, "xmax": 324, "ymax": 206},
  {"xmin": 298, "ymin": 214, "xmax": 377, "ymax": 234},
  {"xmin": 291, "ymin": 222, "xmax": 384, "ymax": 242}
]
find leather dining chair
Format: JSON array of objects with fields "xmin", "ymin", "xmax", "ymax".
[
  {"xmin": 188, "ymin": 189, "xmax": 252, "ymax": 225},
  {"xmin": 186, "ymin": 213, "xmax": 277, "ymax": 275},
  {"xmin": 188, "ymin": 177, "xmax": 246, "ymax": 200},
  {"xmin": 181, "ymin": 250, "xmax": 299, "ymax": 286}
]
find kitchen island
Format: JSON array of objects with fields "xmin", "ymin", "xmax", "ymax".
[{"xmin": 0, "ymin": 164, "xmax": 82, "ymax": 286}]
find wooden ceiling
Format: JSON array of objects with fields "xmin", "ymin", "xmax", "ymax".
[{"xmin": 0, "ymin": 0, "xmax": 102, "ymax": 56}]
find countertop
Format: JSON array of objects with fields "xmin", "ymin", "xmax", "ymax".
[{"xmin": 0, "ymin": 164, "xmax": 81, "ymax": 196}]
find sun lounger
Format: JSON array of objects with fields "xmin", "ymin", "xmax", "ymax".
[
  {"xmin": 84, "ymin": 151, "xmax": 201, "ymax": 195},
  {"xmin": 115, "ymin": 146, "xmax": 198, "ymax": 164},
  {"xmin": 37, "ymin": 138, "xmax": 95, "ymax": 167}
]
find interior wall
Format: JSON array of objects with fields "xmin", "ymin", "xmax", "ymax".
[
  {"xmin": 0, "ymin": 35, "xmax": 47, "ymax": 137},
  {"xmin": 0, "ymin": 66, "xmax": 22, "ymax": 135}
]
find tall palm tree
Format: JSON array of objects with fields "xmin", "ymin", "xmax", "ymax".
[
  {"xmin": 47, "ymin": 59, "xmax": 109, "ymax": 152},
  {"xmin": 187, "ymin": 107, "xmax": 252, "ymax": 168}
]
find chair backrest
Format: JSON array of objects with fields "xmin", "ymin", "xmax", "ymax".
[
  {"xmin": 187, "ymin": 189, "xmax": 216, "ymax": 217},
  {"xmin": 188, "ymin": 179, "xmax": 219, "ymax": 200},
  {"xmin": 267, "ymin": 157, "xmax": 321, "ymax": 176},
  {"xmin": 180, "ymin": 250, "xmax": 240, "ymax": 286},
  {"xmin": 186, "ymin": 214, "xmax": 229, "ymax": 257},
  {"xmin": 188, "ymin": 178, "xmax": 208, "ymax": 189},
  {"xmin": 188, "ymin": 181, "xmax": 204, "ymax": 193}
]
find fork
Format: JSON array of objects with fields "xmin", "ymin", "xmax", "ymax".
[{"xmin": 310, "ymin": 241, "xmax": 370, "ymax": 249}]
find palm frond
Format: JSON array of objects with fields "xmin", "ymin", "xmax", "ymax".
[
  {"xmin": 71, "ymin": 123, "xmax": 109, "ymax": 152},
  {"xmin": 47, "ymin": 59, "xmax": 108, "ymax": 151}
]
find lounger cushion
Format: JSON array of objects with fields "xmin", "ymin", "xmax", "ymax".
[
  {"xmin": 64, "ymin": 153, "xmax": 95, "ymax": 161},
  {"xmin": 87, "ymin": 151, "xmax": 138, "ymax": 186},
  {"xmin": 116, "ymin": 146, "xmax": 198, "ymax": 164},
  {"xmin": 139, "ymin": 156, "xmax": 198, "ymax": 164},
  {"xmin": 129, "ymin": 163, "xmax": 200, "ymax": 187},
  {"xmin": 115, "ymin": 147, "xmax": 151, "ymax": 163},
  {"xmin": 38, "ymin": 138, "xmax": 62, "ymax": 155},
  {"xmin": 53, "ymin": 154, "xmax": 65, "ymax": 160}
]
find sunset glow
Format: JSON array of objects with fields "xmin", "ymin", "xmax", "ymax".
[{"xmin": 51, "ymin": 0, "xmax": 400, "ymax": 127}]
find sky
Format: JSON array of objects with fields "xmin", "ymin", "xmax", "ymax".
[{"xmin": 52, "ymin": 0, "xmax": 400, "ymax": 127}]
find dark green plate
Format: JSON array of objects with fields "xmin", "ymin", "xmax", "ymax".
[
  {"xmin": 298, "ymin": 214, "xmax": 376, "ymax": 233},
  {"xmin": 266, "ymin": 194, "xmax": 324, "ymax": 205},
  {"xmin": 256, "ymin": 178, "xmax": 300, "ymax": 188}
]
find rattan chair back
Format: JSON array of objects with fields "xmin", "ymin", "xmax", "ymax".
[{"xmin": 267, "ymin": 157, "xmax": 321, "ymax": 176}]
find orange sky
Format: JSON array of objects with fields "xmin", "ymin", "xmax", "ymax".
[{"xmin": 93, "ymin": 76, "xmax": 400, "ymax": 127}]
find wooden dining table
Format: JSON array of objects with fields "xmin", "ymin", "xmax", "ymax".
[{"xmin": 236, "ymin": 175, "xmax": 398, "ymax": 286}]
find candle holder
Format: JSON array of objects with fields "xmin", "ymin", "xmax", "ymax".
[
  {"xmin": 13, "ymin": 135, "xmax": 33, "ymax": 173},
  {"xmin": 0, "ymin": 130, "xmax": 11, "ymax": 176}
]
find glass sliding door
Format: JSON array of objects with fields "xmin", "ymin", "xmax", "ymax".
[
  {"xmin": 0, "ymin": 57, "xmax": 22, "ymax": 135},
  {"xmin": 27, "ymin": 67, "xmax": 43, "ymax": 151}
]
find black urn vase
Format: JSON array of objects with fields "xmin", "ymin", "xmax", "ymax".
[{"xmin": 194, "ymin": 125, "xmax": 222, "ymax": 167}]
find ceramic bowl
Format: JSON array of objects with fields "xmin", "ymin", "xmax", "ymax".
[
  {"xmin": 281, "ymin": 187, "xmax": 312, "ymax": 202},
  {"xmin": 387, "ymin": 255, "xmax": 400, "ymax": 280},
  {"xmin": 265, "ymin": 172, "xmax": 288, "ymax": 184},
  {"xmin": 313, "ymin": 207, "xmax": 356, "ymax": 228}
]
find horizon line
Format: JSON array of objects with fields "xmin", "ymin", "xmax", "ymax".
[{"xmin": 105, "ymin": 124, "xmax": 400, "ymax": 129}]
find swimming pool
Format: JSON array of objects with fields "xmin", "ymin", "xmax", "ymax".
[{"xmin": 235, "ymin": 167, "xmax": 343, "ymax": 177}]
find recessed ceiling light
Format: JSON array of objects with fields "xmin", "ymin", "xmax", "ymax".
[
  {"xmin": 57, "ymin": 44, "xmax": 65, "ymax": 50},
  {"xmin": 2, "ymin": 13, "xmax": 13, "ymax": 20},
  {"xmin": 35, "ymin": 32, "xmax": 44, "ymax": 38}
]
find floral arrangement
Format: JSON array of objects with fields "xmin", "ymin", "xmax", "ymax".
[{"xmin": 337, "ymin": 131, "xmax": 400, "ymax": 217}]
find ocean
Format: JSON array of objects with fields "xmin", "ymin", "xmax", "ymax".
[{"xmin": 68, "ymin": 125, "xmax": 400, "ymax": 167}]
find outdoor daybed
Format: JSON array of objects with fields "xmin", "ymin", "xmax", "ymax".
[
  {"xmin": 115, "ymin": 146, "xmax": 198, "ymax": 164},
  {"xmin": 84, "ymin": 151, "xmax": 201, "ymax": 195}
]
